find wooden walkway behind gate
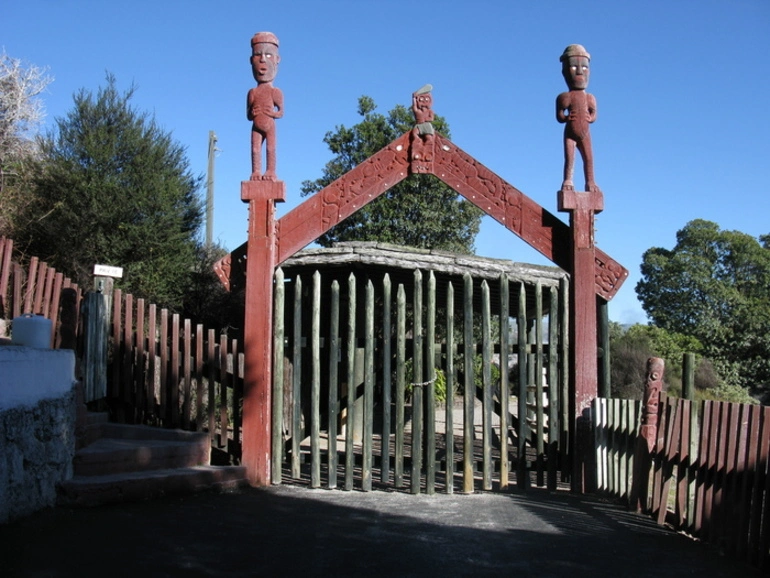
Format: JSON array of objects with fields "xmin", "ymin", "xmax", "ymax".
[{"xmin": 271, "ymin": 248, "xmax": 571, "ymax": 493}]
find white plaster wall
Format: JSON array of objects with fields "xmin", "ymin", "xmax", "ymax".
[
  {"xmin": 0, "ymin": 346, "xmax": 77, "ymax": 523},
  {"xmin": 0, "ymin": 347, "xmax": 76, "ymax": 410}
]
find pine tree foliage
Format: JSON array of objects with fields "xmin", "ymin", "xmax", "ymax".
[{"xmin": 15, "ymin": 75, "xmax": 202, "ymax": 309}]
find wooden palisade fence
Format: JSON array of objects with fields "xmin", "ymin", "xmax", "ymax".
[
  {"xmin": 594, "ymin": 393, "xmax": 770, "ymax": 570},
  {"xmin": 270, "ymin": 265, "xmax": 571, "ymax": 493},
  {"xmin": 0, "ymin": 237, "xmax": 244, "ymax": 457},
  {"xmin": 0, "ymin": 237, "xmax": 82, "ymax": 348}
]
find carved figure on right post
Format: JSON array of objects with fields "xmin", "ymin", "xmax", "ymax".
[
  {"xmin": 556, "ymin": 44, "xmax": 599, "ymax": 193},
  {"xmin": 247, "ymin": 31, "xmax": 283, "ymax": 181}
]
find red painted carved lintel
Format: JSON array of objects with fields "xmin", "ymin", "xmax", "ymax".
[{"xmin": 216, "ymin": 135, "xmax": 627, "ymax": 301}]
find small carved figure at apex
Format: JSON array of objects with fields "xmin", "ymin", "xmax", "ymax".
[
  {"xmin": 248, "ymin": 31, "xmax": 283, "ymax": 181},
  {"xmin": 556, "ymin": 44, "xmax": 599, "ymax": 193},
  {"xmin": 411, "ymin": 84, "xmax": 435, "ymax": 166}
]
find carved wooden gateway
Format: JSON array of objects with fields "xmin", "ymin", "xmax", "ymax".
[{"xmin": 216, "ymin": 35, "xmax": 628, "ymax": 489}]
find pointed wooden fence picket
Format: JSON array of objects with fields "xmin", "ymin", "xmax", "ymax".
[
  {"xmin": 594, "ymin": 395, "xmax": 770, "ymax": 570},
  {"xmin": 109, "ymin": 289, "xmax": 244, "ymax": 454},
  {"xmin": 270, "ymin": 267, "xmax": 571, "ymax": 493},
  {"xmin": 0, "ymin": 238, "xmax": 244, "ymax": 457}
]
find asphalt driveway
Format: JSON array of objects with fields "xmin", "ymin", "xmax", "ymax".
[{"xmin": 0, "ymin": 485, "xmax": 759, "ymax": 577}]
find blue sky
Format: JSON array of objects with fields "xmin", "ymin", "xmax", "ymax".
[{"xmin": 5, "ymin": 0, "xmax": 769, "ymax": 324}]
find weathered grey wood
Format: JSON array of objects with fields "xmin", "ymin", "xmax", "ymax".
[
  {"xmin": 683, "ymin": 353, "xmax": 695, "ymax": 401},
  {"xmin": 610, "ymin": 398, "xmax": 619, "ymax": 495},
  {"xmin": 686, "ymin": 397, "xmax": 699, "ymax": 533},
  {"xmin": 182, "ymin": 318, "xmax": 192, "ymax": 430},
  {"xmin": 344, "ymin": 273, "xmax": 356, "ymax": 491},
  {"xmin": 559, "ymin": 277, "xmax": 570, "ymax": 482},
  {"xmin": 426, "ymin": 271, "xmax": 436, "ymax": 495},
  {"xmin": 547, "ymin": 285, "xmax": 559, "ymax": 490},
  {"xmin": 170, "ymin": 312, "xmax": 179, "ymax": 427},
  {"xmin": 282, "ymin": 243, "xmax": 566, "ymax": 288},
  {"xmin": 328, "ymin": 280, "xmax": 340, "ymax": 489},
  {"xmin": 272, "ymin": 268, "xmax": 285, "ymax": 484},
  {"xmin": 195, "ymin": 323, "xmax": 204, "ymax": 432},
  {"xmin": 618, "ymin": 399, "xmax": 628, "ymax": 499},
  {"xmin": 446, "ymin": 281, "xmax": 455, "ymax": 494},
  {"xmin": 135, "ymin": 299, "xmax": 146, "ymax": 420},
  {"xmin": 599, "ymin": 299, "xmax": 611, "ymax": 399},
  {"xmin": 499, "ymin": 275, "xmax": 510, "ymax": 489},
  {"xmin": 517, "ymin": 282, "xmax": 529, "ymax": 489},
  {"xmin": 395, "ymin": 284, "xmax": 406, "ymax": 488},
  {"xmin": 310, "ymin": 271, "xmax": 322, "ymax": 488},
  {"xmin": 592, "ymin": 398, "xmax": 606, "ymax": 492},
  {"xmin": 481, "ymin": 280, "xmax": 493, "ymax": 491},
  {"xmin": 411, "ymin": 270, "xmax": 423, "ymax": 495},
  {"xmin": 463, "ymin": 273, "xmax": 474, "ymax": 494},
  {"xmin": 82, "ymin": 291, "xmax": 109, "ymax": 403},
  {"xmin": 206, "ymin": 327, "xmax": 216, "ymax": 443},
  {"xmin": 535, "ymin": 281, "xmax": 544, "ymax": 486},
  {"xmin": 610, "ymin": 398, "xmax": 617, "ymax": 495},
  {"xmin": 218, "ymin": 333, "xmax": 228, "ymax": 448},
  {"xmin": 381, "ymin": 274, "xmax": 392, "ymax": 485},
  {"xmin": 291, "ymin": 275, "xmax": 303, "ymax": 479},
  {"xmin": 362, "ymin": 280, "xmax": 375, "ymax": 491}
]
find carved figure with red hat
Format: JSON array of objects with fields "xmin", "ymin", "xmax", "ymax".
[{"xmin": 247, "ymin": 31, "xmax": 283, "ymax": 181}]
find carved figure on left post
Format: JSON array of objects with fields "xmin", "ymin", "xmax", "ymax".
[
  {"xmin": 248, "ymin": 31, "xmax": 283, "ymax": 181},
  {"xmin": 556, "ymin": 44, "xmax": 599, "ymax": 193}
]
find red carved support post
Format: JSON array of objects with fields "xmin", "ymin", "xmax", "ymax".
[
  {"xmin": 558, "ymin": 187, "xmax": 603, "ymax": 492},
  {"xmin": 241, "ymin": 180, "xmax": 285, "ymax": 486},
  {"xmin": 630, "ymin": 357, "xmax": 665, "ymax": 511}
]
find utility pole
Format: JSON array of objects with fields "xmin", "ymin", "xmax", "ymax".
[{"xmin": 206, "ymin": 131, "xmax": 218, "ymax": 246}]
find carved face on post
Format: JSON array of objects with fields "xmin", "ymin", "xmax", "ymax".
[
  {"xmin": 412, "ymin": 89, "xmax": 433, "ymax": 124},
  {"xmin": 251, "ymin": 33, "xmax": 280, "ymax": 84},
  {"xmin": 560, "ymin": 44, "xmax": 591, "ymax": 91}
]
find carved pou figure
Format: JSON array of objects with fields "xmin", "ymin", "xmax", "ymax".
[
  {"xmin": 556, "ymin": 44, "xmax": 599, "ymax": 193},
  {"xmin": 247, "ymin": 31, "xmax": 283, "ymax": 181},
  {"xmin": 410, "ymin": 84, "xmax": 435, "ymax": 167}
]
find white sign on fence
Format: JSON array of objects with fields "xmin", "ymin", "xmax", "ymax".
[{"xmin": 93, "ymin": 264, "xmax": 124, "ymax": 278}]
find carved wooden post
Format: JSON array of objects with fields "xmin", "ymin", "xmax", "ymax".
[
  {"xmin": 241, "ymin": 180, "xmax": 284, "ymax": 486},
  {"xmin": 639, "ymin": 357, "xmax": 664, "ymax": 453},
  {"xmin": 629, "ymin": 357, "xmax": 665, "ymax": 511},
  {"xmin": 558, "ymin": 187, "xmax": 603, "ymax": 492}
]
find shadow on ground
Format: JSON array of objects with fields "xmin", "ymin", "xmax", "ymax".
[{"xmin": 0, "ymin": 485, "xmax": 759, "ymax": 577}]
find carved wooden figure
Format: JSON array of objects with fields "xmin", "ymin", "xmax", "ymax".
[
  {"xmin": 556, "ymin": 44, "xmax": 599, "ymax": 193},
  {"xmin": 248, "ymin": 32, "xmax": 283, "ymax": 181},
  {"xmin": 641, "ymin": 357, "xmax": 665, "ymax": 453},
  {"xmin": 410, "ymin": 84, "xmax": 435, "ymax": 173},
  {"xmin": 630, "ymin": 357, "xmax": 665, "ymax": 511}
]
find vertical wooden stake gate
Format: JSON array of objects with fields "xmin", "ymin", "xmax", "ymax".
[{"xmin": 266, "ymin": 259, "xmax": 570, "ymax": 492}]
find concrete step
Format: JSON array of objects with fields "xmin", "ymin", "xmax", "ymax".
[
  {"xmin": 86, "ymin": 412, "xmax": 109, "ymax": 426},
  {"xmin": 73, "ymin": 437, "xmax": 210, "ymax": 476},
  {"xmin": 59, "ymin": 465, "xmax": 249, "ymax": 507},
  {"xmin": 92, "ymin": 422, "xmax": 210, "ymax": 443},
  {"xmin": 67, "ymin": 414, "xmax": 245, "ymax": 507}
]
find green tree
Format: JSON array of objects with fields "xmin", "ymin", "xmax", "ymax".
[
  {"xmin": 301, "ymin": 96, "xmax": 482, "ymax": 254},
  {"xmin": 609, "ymin": 322, "xmax": 705, "ymax": 399},
  {"xmin": 181, "ymin": 242, "xmax": 244, "ymax": 336},
  {"xmin": 636, "ymin": 219, "xmax": 770, "ymax": 393},
  {"xmin": 15, "ymin": 75, "xmax": 202, "ymax": 309}
]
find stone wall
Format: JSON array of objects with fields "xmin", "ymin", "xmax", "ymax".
[{"xmin": 0, "ymin": 347, "xmax": 77, "ymax": 523}]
